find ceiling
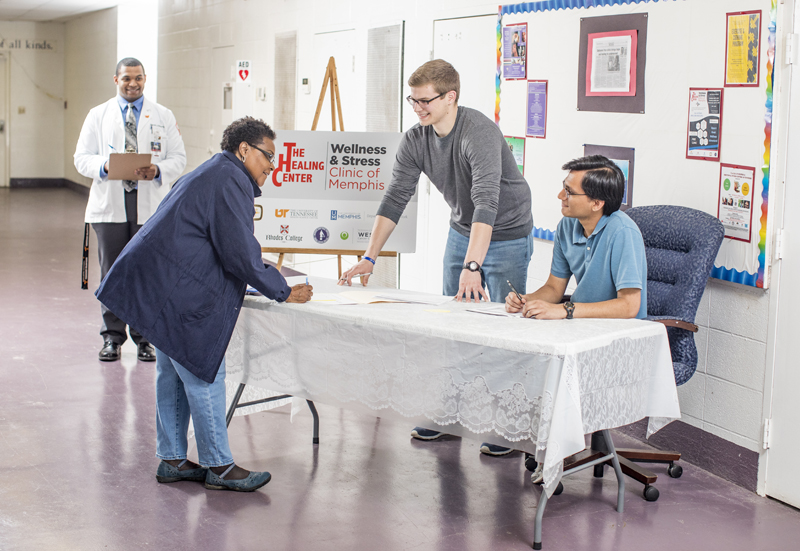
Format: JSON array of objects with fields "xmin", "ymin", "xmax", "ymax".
[{"xmin": 0, "ymin": 0, "xmax": 121, "ymax": 22}]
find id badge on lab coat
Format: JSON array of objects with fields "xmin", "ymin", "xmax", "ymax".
[{"xmin": 150, "ymin": 124, "xmax": 164, "ymax": 160}]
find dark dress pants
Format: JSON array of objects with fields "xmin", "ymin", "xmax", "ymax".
[{"xmin": 92, "ymin": 189, "xmax": 148, "ymax": 346}]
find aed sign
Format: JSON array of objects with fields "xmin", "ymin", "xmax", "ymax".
[{"xmin": 236, "ymin": 60, "xmax": 251, "ymax": 83}]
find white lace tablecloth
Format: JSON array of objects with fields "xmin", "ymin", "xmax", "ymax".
[{"xmin": 225, "ymin": 280, "xmax": 680, "ymax": 497}]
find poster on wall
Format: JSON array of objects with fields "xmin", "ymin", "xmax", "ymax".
[
  {"xmin": 504, "ymin": 136, "xmax": 526, "ymax": 175},
  {"xmin": 526, "ymin": 80, "xmax": 548, "ymax": 138},
  {"xmin": 252, "ymin": 130, "xmax": 416, "ymax": 253},
  {"xmin": 717, "ymin": 163, "xmax": 755, "ymax": 242},
  {"xmin": 686, "ymin": 88, "xmax": 724, "ymax": 161},
  {"xmin": 583, "ymin": 144, "xmax": 635, "ymax": 211},
  {"xmin": 585, "ymin": 30, "xmax": 638, "ymax": 96},
  {"xmin": 502, "ymin": 23, "xmax": 527, "ymax": 80},
  {"xmin": 725, "ymin": 10, "xmax": 761, "ymax": 87}
]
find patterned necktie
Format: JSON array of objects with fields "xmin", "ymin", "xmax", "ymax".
[{"xmin": 122, "ymin": 103, "xmax": 137, "ymax": 192}]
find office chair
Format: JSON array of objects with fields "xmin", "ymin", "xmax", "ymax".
[{"xmin": 596, "ymin": 205, "xmax": 725, "ymax": 501}]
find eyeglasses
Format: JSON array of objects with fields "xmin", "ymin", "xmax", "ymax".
[
  {"xmin": 249, "ymin": 143, "xmax": 275, "ymax": 164},
  {"xmin": 406, "ymin": 92, "xmax": 445, "ymax": 108},
  {"xmin": 562, "ymin": 184, "xmax": 587, "ymax": 199}
]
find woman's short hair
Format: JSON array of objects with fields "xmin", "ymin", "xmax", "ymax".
[
  {"xmin": 561, "ymin": 155, "xmax": 626, "ymax": 216},
  {"xmin": 220, "ymin": 117, "xmax": 276, "ymax": 153},
  {"xmin": 408, "ymin": 59, "xmax": 460, "ymax": 102}
]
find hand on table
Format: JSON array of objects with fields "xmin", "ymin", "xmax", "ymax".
[
  {"xmin": 134, "ymin": 164, "xmax": 160, "ymax": 180},
  {"xmin": 338, "ymin": 259, "xmax": 374, "ymax": 286},
  {"xmin": 505, "ymin": 291, "xmax": 526, "ymax": 313},
  {"xmin": 521, "ymin": 300, "xmax": 566, "ymax": 320},
  {"xmin": 454, "ymin": 269, "xmax": 488, "ymax": 302},
  {"xmin": 286, "ymin": 284, "xmax": 313, "ymax": 303}
]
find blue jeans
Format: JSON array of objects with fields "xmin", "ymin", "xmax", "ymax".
[
  {"xmin": 155, "ymin": 348, "xmax": 233, "ymax": 467},
  {"xmin": 443, "ymin": 228, "xmax": 534, "ymax": 303}
]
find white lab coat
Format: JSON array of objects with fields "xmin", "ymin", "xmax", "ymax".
[{"xmin": 74, "ymin": 96, "xmax": 187, "ymax": 224}]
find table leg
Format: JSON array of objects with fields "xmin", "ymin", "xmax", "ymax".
[
  {"xmin": 307, "ymin": 400, "xmax": 320, "ymax": 444},
  {"xmin": 226, "ymin": 383, "xmax": 247, "ymax": 427},
  {"xmin": 532, "ymin": 487, "xmax": 548, "ymax": 550},
  {"xmin": 600, "ymin": 429, "xmax": 625, "ymax": 513}
]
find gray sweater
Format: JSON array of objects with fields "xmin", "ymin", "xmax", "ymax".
[{"xmin": 377, "ymin": 106, "xmax": 533, "ymax": 241}]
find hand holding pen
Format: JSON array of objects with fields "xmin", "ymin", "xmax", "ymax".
[{"xmin": 505, "ymin": 280, "xmax": 527, "ymax": 314}]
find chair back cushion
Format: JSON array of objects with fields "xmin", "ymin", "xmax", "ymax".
[{"xmin": 626, "ymin": 206, "xmax": 724, "ymax": 384}]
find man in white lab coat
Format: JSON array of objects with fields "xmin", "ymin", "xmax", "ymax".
[{"xmin": 74, "ymin": 57, "xmax": 186, "ymax": 362}]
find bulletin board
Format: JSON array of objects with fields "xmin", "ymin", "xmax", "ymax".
[{"xmin": 496, "ymin": 0, "xmax": 776, "ymax": 288}]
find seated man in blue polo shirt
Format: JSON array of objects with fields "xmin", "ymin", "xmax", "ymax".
[
  {"xmin": 506, "ymin": 154, "xmax": 647, "ymax": 320},
  {"xmin": 490, "ymin": 155, "xmax": 646, "ymax": 460}
]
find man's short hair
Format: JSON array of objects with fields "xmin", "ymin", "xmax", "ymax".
[
  {"xmin": 116, "ymin": 57, "xmax": 144, "ymax": 76},
  {"xmin": 562, "ymin": 155, "xmax": 625, "ymax": 216},
  {"xmin": 408, "ymin": 60, "xmax": 460, "ymax": 102}
]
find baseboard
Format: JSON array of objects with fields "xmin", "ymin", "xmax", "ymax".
[
  {"xmin": 10, "ymin": 178, "xmax": 90, "ymax": 196},
  {"xmin": 614, "ymin": 419, "xmax": 758, "ymax": 492}
]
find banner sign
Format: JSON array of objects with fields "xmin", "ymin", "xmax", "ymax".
[{"xmin": 254, "ymin": 130, "xmax": 416, "ymax": 252}]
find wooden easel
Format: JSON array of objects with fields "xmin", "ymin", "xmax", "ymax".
[{"xmin": 263, "ymin": 56, "xmax": 397, "ymax": 278}]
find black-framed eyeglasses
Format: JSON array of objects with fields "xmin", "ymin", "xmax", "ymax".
[
  {"xmin": 406, "ymin": 92, "xmax": 445, "ymax": 108},
  {"xmin": 562, "ymin": 184, "xmax": 587, "ymax": 199},
  {"xmin": 249, "ymin": 143, "xmax": 275, "ymax": 164}
]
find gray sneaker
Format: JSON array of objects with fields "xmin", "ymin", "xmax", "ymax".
[
  {"xmin": 479, "ymin": 443, "xmax": 514, "ymax": 456},
  {"xmin": 411, "ymin": 427, "xmax": 443, "ymax": 440}
]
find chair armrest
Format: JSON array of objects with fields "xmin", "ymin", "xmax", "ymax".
[{"xmin": 647, "ymin": 315, "xmax": 699, "ymax": 332}]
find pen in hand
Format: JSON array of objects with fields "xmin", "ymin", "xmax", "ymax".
[{"xmin": 507, "ymin": 280, "xmax": 523, "ymax": 302}]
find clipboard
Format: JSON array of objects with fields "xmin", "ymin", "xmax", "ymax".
[{"xmin": 107, "ymin": 153, "xmax": 152, "ymax": 180}]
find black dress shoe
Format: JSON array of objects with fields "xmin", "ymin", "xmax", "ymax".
[
  {"xmin": 137, "ymin": 343, "xmax": 156, "ymax": 362},
  {"xmin": 99, "ymin": 341, "xmax": 121, "ymax": 362}
]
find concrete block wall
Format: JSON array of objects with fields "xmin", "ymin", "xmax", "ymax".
[{"xmin": 63, "ymin": 8, "xmax": 118, "ymax": 187}]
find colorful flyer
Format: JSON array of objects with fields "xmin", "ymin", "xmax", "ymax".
[
  {"xmin": 717, "ymin": 163, "xmax": 755, "ymax": 242},
  {"xmin": 504, "ymin": 136, "xmax": 525, "ymax": 175},
  {"xmin": 526, "ymin": 80, "xmax": 548, "ymax": 138},
  {"xmin": 725, "ymin": 11, "xmax": 761, "ymax": 87},
  {"xmin": 502, "ymin": 23, "xmax": 527, "ymax": 80},
  {"xmin": 585, "ymin": 30, "xmax": 637, "ymax": 97},
  {"xmin": 686, "ymin": 88, "xmax": 724, "ymax": 161}
]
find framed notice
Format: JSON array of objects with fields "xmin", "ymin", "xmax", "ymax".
[
  {"xmin": 686, "ymin": 88, "xmax": 724, "ymax": 161},
  {"xmin": 584, "ymin": 144, "xmax": 635, "ymax": 211},
  {"xmin": 586, "ymin": 30, "xmax": 637, "ymax": 97},
  {"xmin": 502, "ymin": 23, "xmax": 527, "ymax": 80},
  {"xmin": 725, "ymin": 10, "xmax": 761, "ymax": 87},
  {"xmin": 718, "ymin": 163, "xmax": 755, "ymax": 242},
  {"xmin": 526, "ymin": 80, "xmax": 547, "ymax": 138},
  {"xmin": 504, "ymin": 136, "xmax": 526, "ymax": 175}
]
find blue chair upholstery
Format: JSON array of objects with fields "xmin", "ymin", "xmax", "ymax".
[{"xmin": 625, "ymin": 205, "xmax": 725, "ymax": 386}]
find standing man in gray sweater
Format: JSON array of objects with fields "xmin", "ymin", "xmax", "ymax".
[{"xmin": 340, "ymin": 59, "xmax": 534, "ymax": 455}]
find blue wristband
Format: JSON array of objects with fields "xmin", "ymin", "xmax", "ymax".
[{"xmin": 364, "ymin": 256, "xmax": 376, "ymax": 265}]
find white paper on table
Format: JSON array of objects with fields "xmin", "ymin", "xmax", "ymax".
[
  {"xmin": 310, "ymin": 293, "xmax": 360, "ymax": 305},
  {"xmin": 373, "ymin": 291, "xmax": 454, "ymax": 305},
  {"xmin": 466, "ymin": 303, "xmax": 524, "ymax": 318},
  {"xmin": 337, "ymin": 290, "xmax": 405, "ymax": 304},
  {"xmin": 284, "ymin": 275, "xmax": 309, "ymax": 286}
]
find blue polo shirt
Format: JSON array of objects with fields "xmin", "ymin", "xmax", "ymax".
[{"xmin": 551, "ymin": 211, "xmax": 647, "ymax": 319}]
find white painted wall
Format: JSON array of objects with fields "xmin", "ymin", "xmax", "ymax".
[
  {"xmin": 0, "ymin": 21, "xmax": 65, "ymax": 179},
  {"xmin": 117, "ymin": 0, "xmax": 157, "ymax": 103},
  {"xmin": 157, "ymin": 0, "xmax": 772, "ymax": 454},
  {"xmin": 64, "ymin": 7, "xmax": 118, "ymax": 187}
]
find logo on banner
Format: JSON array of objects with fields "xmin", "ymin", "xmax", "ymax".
[
  {"xmin": 271, "ymin": 142, "xmax": 324, "ymax": 187},
  {"xmin": 330, "ymin": 210, "xmax": 362, "ymax": 220},
  {"xmin": 356, "ymin": 230, "xmax": 372, "ymax": 243},
  {"xmin": 330, "ymin": 210, "xmax": 337, "ymax": 220},
  {"xmin": 313, "ymin": 227, "xmax": 330, "ymax": 244},
  {"xmin": 275, "ymin": 209, "xmax": 289, "ymax": 218},
  {"xmin": 290, "ymin": 209, "xmax": 317, "ymax": 219},
  {"xmin": 280, "ymin": 225, "xmax": 289, "ymax": 234},
  {"xmin": 340, "ymin": 231, "xmax": 349, "ymax": 240},
  {"xmin": 237, "ymin": 60, "xmax": 251, "ymax": 82}
]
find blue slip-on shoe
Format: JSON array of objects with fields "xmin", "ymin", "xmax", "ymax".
[
  {"xmin": 156, "ymin": 459, "xmax": 208, "ymax": 483},
  {"xmin": 411, "ymin": 427, "xmax": 444, "ymax": 440},
  {"xmin": 204, "ymin": 464, "xmax": 272, "ymax": 492},
  {"xmin": 480, "ymin": 443, "xmax": 514, "ymax": 456}
]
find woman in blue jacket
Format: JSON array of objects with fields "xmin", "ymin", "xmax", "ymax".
[{"xmin": 97, "ymin": 117, "xmax": 313, "ymax": 492}]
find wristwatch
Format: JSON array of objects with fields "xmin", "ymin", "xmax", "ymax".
[
  {"xmin": 462, "ymin": 260, "xmax": 482, "ymax": 273},
  {"xmin": 563, "ymin": 301, "xmax": 575, "ymax": 319}
]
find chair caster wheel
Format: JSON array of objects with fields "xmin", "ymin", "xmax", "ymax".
[
  {"xmin": 643, "ymin": 485, "xmax": 659, "ymax": 502},
  {"xmin": 667, "ymin": 463, "xmax": 683, "ymax": 478},
  {"xmin": 593, "ymin": 464, "xmax": 604, "ymax": 478},
  {"xmin": 525, "ymin": 455, "xmax": 538, "ymax": 472},
  {"xmin": 553, "ymin": 482, "xmax": 564, "ymax": 496}
]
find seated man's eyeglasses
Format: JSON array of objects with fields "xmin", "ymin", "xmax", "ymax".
[
  {"xmin": 563, "ymin": 183, "xmax": 588, "ymax": 199},
  {"xmin": 406, "ymin": 92, "xmax": 445, "ymax": 108}
]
